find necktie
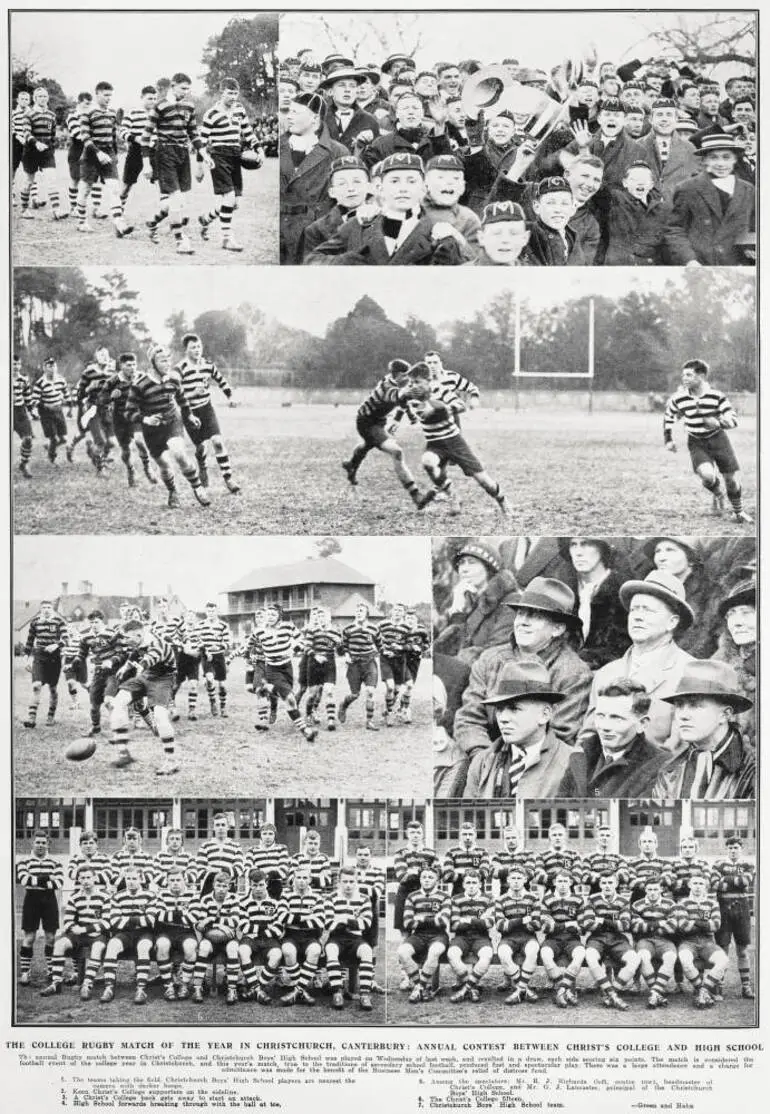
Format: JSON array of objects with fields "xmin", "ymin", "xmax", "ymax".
[
  {"xmin": 495, "ymin": 746, "xmax": 527, "ymax": 797},
  {"xmin": 690, "ymin": 750, "xmax": 713, "ymax": 798},
  {"xmin": 658, "ymin": 138, "xmax": 670, "ymax": 164}
]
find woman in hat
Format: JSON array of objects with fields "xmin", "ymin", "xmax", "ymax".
[
  {"xmin": 711, "ymin": 578, "xmax": 755, "ymax": 749},
  {"xmin": 463, "ymin": 659, "xmax": 571, "ymax": 798},
  {"xmin": 558, "ymin": 537, "xmax": 630, "ymax": 670},
  {"xmin": 641, "ymin": 537, "xmax": 719, "ymax": 657},
  {"xmin": 652, "ymin": 660, "xmax": 755, "ymax": 800},
  {"xmin": 433, "ymin": 540, "xmax": 519, "ymax": 665},
  {"xmin": 665, "ymin": 131, "xmax": 755, "ymax": 265}
]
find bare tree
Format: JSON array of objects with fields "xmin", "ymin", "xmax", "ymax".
[
  {"xmin": 636, "ymin": 12, "xmax": 755, "ymax": 69},
  {"xmin": 284, "ymin": 13, "xmax": 424, "ymax": 63}
]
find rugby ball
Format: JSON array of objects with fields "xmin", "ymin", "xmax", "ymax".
[
  {"xmin": 65, "ymin": 737, "xmax": 98, "ymax": 762},
  {"xmin": 240, "ymin": 150, "xmax": 263, "ymax": 170},
  {"xmin": 206, "ymin": 928, "xmax": 232, "ymax": 946}
]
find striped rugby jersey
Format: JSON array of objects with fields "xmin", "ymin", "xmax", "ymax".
[
  {"xmin": 491, "ymin": 849, "xmax": 540, "ymax": 886},
  {"xmin": 416, "ymin": 386, "xmax": 463, "ymax": 442},
  {"xmin": 237, "ymin": 895, "xmax": 284, "ymax": 939},
  {"xmin": 111, "ymin": 850, "xmax": 157, "ymax": 889},
  {"xmin": 580, "ymin": 850, "xmax": 631, "ymax": 889},
  {"xmin": 355, "ymin": 864, "xmax": 386, "ymax": 902},
  {"xmin": 405, "ymin": 624, "xmax": 430, "ymax": 656},
  {"xmin": 441, "ymin": 845, "xmax": 493, "ymax": 886},
  {"xmin": 125, "ymin": 372, "xmax": 191, "ymax": 426},
  {"xmin": 174, "ymin": 357, "xmax": 232, "ymax": 410},
  {"xmin": 259, "ymin": 620, "xmax": 302, "ymax": 666},
  {"xmin": 67, "ymin": 110, "xmax": 85, "ymax": 150},
  {"xmin": 488, "ymin": 891, "xmax": 541, "ymax": 934},
  {"xmin": 76, "ymin": 363, "xmax": 112, "ymax": 408},
  {"xmin": 628, "ymin": 854, "xmax": 674, "ymax": 895},
  {"xmin": 151, "ymin": 614, "xmax": 186, "ymax": 649},
  {"xmin": 402, "ymin": 887, "xmax": 446, "ymax": 933},
  {"xmin": 24, "ymin": 107, "xmax": 57, "ymax": 146},
  {"xmin": 13, "ymin": 371, "xmax": 34, "ymax": 410},
  {"xmin": 12, "ymin": 105, "xmax": 30, "ymax": 144},
  {"xmin": 377, "ymin": 618, "xmax": 409, "ymax": 658},
  {"xmin": 32, "ymin": 374, "xmax": 70, "ymax": 410},
  {"xmin": 78, "ymin": 106, "xmax": 119, "ymax": 153},
  {"xmin": 77, "ymin": 625, "xmax": 124, "ymax": 669},
  {"xmin": 439, "ymin": 369, "xmax": 480, "ymax": 400},
  {"xmin": 122, "ymin": 106, "xmax": 150, "ymax": 144},
  {"xmin": 249, "ymin": 843, "xmax": 291, "ymax": 881},
  {"xmin": 393, "ymin": 845, "xmax": 439, "ymax": 883},
  {"xmin": 62, "ymin": 888, "xmax": 110, "ymax": 934},
  {"xmin": 131, "ymin": 633, "xmax": 176, "ymax": 677},
  {"xmin": 441, "ymin": 892, "xmax": 491, "ymax": 935},
  {"xmin": 630, "ymin": 895, "xmax": 677, "ymax": 938},
  {"xmin": 153, "ymin": 850, "xmax": 196, "ymax": 887},
  {"xmin": 357, "ymin": 374, "xmax": 408, "ymax": 423},
  {"xmin": 188, "ymin": 891, "xmax": 241, "ymax": 933},
  {"xmin": 579, "ymin": 892, "xmax": 631, "ymax": 934},
  {"xmin": 25, "ymin": 612, "xmax": 68, "ymax": 654},
  {"xmin": 98, "ymin": 372, "xmax": 134, "ymax": 422},
  {"xmin": 106, "ymin": 887, "xmax": 154, "ymax": 930},
  {"xmin": 179, "ymin": 620, "xmax": 203, "ymax": 656},
  {"xmin": 276, "ymin": 889, "xmax": 326, "ymax": 934},
  {"xmin": 68, "ymin": 853, "xmax": 116, "ymax": 888},
  {"xmin": 341, "ymin": 620, "xmax": 381, "ymax": 660},
  {"xmin": 289, "ymin": 852, "xmax": 332, "ymax": 890},
  {"xmin": 140, "ymin": 97, "xmax": 204, "ymax": 154},
  {"xmin": 710, "ymin": 857, "xmax": 755, "ymax": 896},
  {"xmin": 541, "ymin": 892, "xmax": 584, "ymax": 935},
  {"xmin": 535, "ymin": 847, "xmax": 582, "ymax": 888},
  {"xmin": 16, "ymin": 855, "xmax": 64, "ymax": 890},
  {"xmin": 323, "ymin": 891, "xmax": 372, "ymax": 935},
  {"xmin": 195, "ymin": 617, "xmax": 231, "ymax": 656},
  {"xmin": 149, "ymin": 888, "xmax": 197, "ymax": 928},
  {"xmin": 244, "ymin": 628, "xmax": 266, "ymax": 663},
  {"xmin": 195, "ymin": 838, "xmax": 247, "ymax": 882},
  {"xmin": 672, "ymin": 897, "xmax": 720, "ymax": 937},
  {"xmin": 663, "ymin": 385, "xmax": 737, "ymax": 443},
  {"xmin": 305, "ymin": 626, "xmax": 342, "ymax": 660},
  {"xmin": 200, "ymin": 102, "xmax": 257, "ymax": 151},
  {"xmin": 669, "ymin": 856, "xmax": 713, "ymax": 899}
]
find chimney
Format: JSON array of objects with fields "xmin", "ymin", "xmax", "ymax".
[
  {"xmin": 138, "ymin": 582, "xmax": 143, "ymax": 598},
  {"xmin": 78, "ymin": 580, "xmax": 92, "ymax": 596},
  {"xmin": 62, "ymin": 582, "xmax": 68, "ymax": 596}
]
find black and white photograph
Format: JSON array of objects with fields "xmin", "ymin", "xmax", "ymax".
[
  {"xmin": 11, "ymin": 266, "xmax": 755, "ymax": 534},
  {"xmin": 279, "ymin": 11, "xmax": 755, "ymax": 265},
  {"xmin": 13, "ymin": 534, "xmax": 432, "ymax": 796},
  {"xmin": 14, "ymin": 796, "xmax": 387, "ymax": 1024},
  {"xmin": 384, "ymin": 797, "xmax": 757, "ymax": 1025},
  {"xmin": 433, "ymin": 534, "xmax": 756, "ymax": 800},
  {"xmin": 11, "ymin": 12, "xmax": 278, "ymax": 263}
]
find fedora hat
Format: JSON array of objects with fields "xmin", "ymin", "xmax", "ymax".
[
  {"xmin": 482, "ymin": 659, "xmax": 566, "ymax": 706},
  {"xmin": 506, "ymin": 576, "xmax": 581, "ymax": 629},
  {"xmin": 661, "ymin": 660, "xmax": 753, "ymax": 712},
  {"xmin": 452, "ymin": 539, "xmax": 501, "ymax": 575},
  {"xmin": 642, "ymin": 536, "xmax": 702, "ymax": 566},
  {"xmin": 557, "ymin": 537, "xmax": 617, "ymax": 567},
  {"xmin": 618, "ymin": 569, "xmax": 694, "ymax": 631},
  {"xmin": 319, "ymin": 65, "xmax": 368, "ymax": 90},
  {"xmin": 717, "ymin": 578, "xmax": 755, "ymax": 619},
  {"xmin": 695, "ymin": 132, "xmax": 744, "ymax": 155}
]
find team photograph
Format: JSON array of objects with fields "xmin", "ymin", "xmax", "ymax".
[
  {"xmin": 11, "ymin": 12, "xmax": 278, "ymax": 264},
  {"xmin": 384, "ymin": 800, "xmax": 756, "ymax": 1026},
  {"xmin": 11, "ymin": 266, "xmax": 756, "ymax": 535},
  {"xmin": 15, "ymin": 798, "xmax": 387, "ymax": 1025},
  {"xmin": 13, "ymin": 535, "xmax": 432, "ymax": 797}
]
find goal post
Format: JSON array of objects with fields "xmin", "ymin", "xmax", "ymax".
[{"xmin": 512, "ymin": 296, "xmax": 596, "ymax": 412}]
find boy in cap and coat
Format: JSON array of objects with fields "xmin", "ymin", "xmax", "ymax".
[
  {"xmin": 523, "ymin": 177, "xmax": 585, "ymax": 265},
  {"xmin": 319, "ymin": 64, "xmax": 381, "ymax": 152},
  {"xmin": 421, "ymin": 153, "xmax": 481, "ymax": 260},
  {"xmin": 299, "ymin": 155, "xmax": 371, "ymax": 259},
  {"xmin": 360, "ymin": 90, "xmax": 452, "ymax": 169},
  {"xmin": 470, "ymin": 202, "xmax": 531, "ymax": 266}
]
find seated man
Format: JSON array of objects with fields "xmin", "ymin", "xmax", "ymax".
[
  {"xmin": 397, "ymin": 865, "xmax": 448, "ymax": 1003},
  {"xmin": 277, "ymin": 865, "xmax": 326, "ymax": 1006},
  {"xmin": 189, "ymin": 870, "xmax": 242, "ymax": 1005},
  {"xmin": 100, "ymin": 865, "xmax": 155, "ymax": 1005},
  {"xmin": 580, "ymin": 872, "xmax": 638, "ymax": 1010},
  {"xmin": 444, "ymin": 870, "xmax": 495, "ymax": 1004},
  {"xmin": 150, "ymin": 867, "xmax": 198, "ymax": 1001},
  {"xmin": 631, "ymin": 878, "xmax": 678, "ymax": 1009},
  {"xmin": 487, "ymin": 863, "xmax": 542, "ymax": 1005},
  {"xmin": 539, "ymin": 870, "xmax": 586, "ymax": 1008},
  {"xmin": 41, "ymin": 864, "xmax": 109, "ymax": 999},
  {"xmin": 673, "ymin": 871, "xmax": 728, "ymax": 1010},
  {"xmin": 236, "ymin": 867, "xmax": 284, "ymax": 1004},
  {"xmin": 321, "ymin": 866, "xmax": 375, "ymax": 1012}
]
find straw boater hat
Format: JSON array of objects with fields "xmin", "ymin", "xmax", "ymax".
[
  {"xmin": 505, "ymin": 577, "xmax": 582, "ymax": 631},
  {"xmin": 694, "ymin": 132, "xmax": 744, "ymax": 156},
  {"xmin": 482, "ymin": 660, "xmax": 567, "ymax": 706},
  {"xmin": 382, "ymin": 53, "xmax": 415, "ymax": 75},
  {"xmin": 642, "ymin": 536, "xmax": 702, "ymax": 566},
  {"xmin": 661, "ymin": 660, "xmax": 753, "ymax": 712},
  {"xmin": 717, "ymin": 578, "xmax": 755, "ymax": 619},
  {"xmin": 618, "ymin": 569, "xmax": 695, "ymax": 631},
  {"xmin": 319, "ymin": 65, "xmax": 368, "ymax": 90}
]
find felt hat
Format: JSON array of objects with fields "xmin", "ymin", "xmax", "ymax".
[
  {"xmin": 506, "ymin": 576, "xmax": 581, "ymax": 629},
  {"xmin": 661, "ymin": 659, "xmax": 753, "ymax": 712},
  {"xmin": 717, "ymin": 578, "xmax": 755, "ymax": 619},
  {"xmin": 618, "ymin": 569, "xmax": 695, "ymax": 631},
  {"xmin": 482, "ymin": 659, "xmax": 567, "ymax": 705}
]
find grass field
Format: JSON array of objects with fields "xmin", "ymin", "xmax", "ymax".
[
  {"xmin": 12, "ymin": 151, "xmax": 278, "ymax": 265},
  {"xmin": 12, "ymin": 658, "xmax": 432, "ymax": 798},
  {"xmin": 13, "ymin": 400, "xmax": 757, "ymax": 536},
  {"xmin": 383, "ymin": 909, "xmax": 757, "ymax": 1029},
  {"xmin": 14, "ymin": 924, "xmax": 386, "ymax": 1026}
]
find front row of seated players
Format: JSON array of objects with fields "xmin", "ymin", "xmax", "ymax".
[
  {"xmin": 20, "ymin": 824, "xmax": 384, "ymax": 1011},
  {"xmin": 394, "ymin": 820, "xmax": 754, "ymax": 1010}
]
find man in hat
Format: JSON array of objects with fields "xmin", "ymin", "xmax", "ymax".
[
  {"xmin": 663, "ymin": 359, "xmax": 751, "ymax": 524},
  {"xmin": 463, "ymin": 659, "xmax": 572, "ymax": 798},
  {"xmin": 381, "ymin": 54, "xmax": 416, "ymax": 84},
  {"xmin": 710, "ymin": 836, "xmax": 755, "ymax": 999},
  {"xmin": 320, "ymin": 65, "xmax": 381, "ymax": 152},
  {"xmin": 356, "ymin": 65, "xmax": 390, "ymax": 123},
  {"xmin": 279, "ymin": 91, "xmax": 348, "ymax": 263},
  {"xmin": 433, "ymin": 539, "xmax": 519, "ymax": 663},
  {"xmin": 640, "ymin": 536, "xmax": 720, "ymax": 658},
  {"xmin": 581, "ymin": 569, "xmax": 695, "ymax": 748},
  {"xmin": 299, "ymin": 155, "xmax": 372, "ymax": 259},
  {"xmin": 471, "ymin": 201, "xmax": 531, "ymax": 266},
  {"xmin": 666, "ymin": 131, "xmax": 754, "ymax": 265},
  {"xmin": 712, "ymin": 577, "xmax": 755, "ymax": 748},
  {"xmin": 455, "ymin": 577, "xmax": 592, "ymax": 756},
  {"xmin": 652, "ymin": 660, "xmax": 755, "ymax": 800},
  {"xmin": 422, "ymin": 153, "xmax": 481, "ymax": 259},
  {"xmin": 630, "ymin": 97, "xmax": 699, "ymax": 202},
  {"xmin": 305, "ymin": 152, "xmax": 462, "ymax": 265},
  {"xmin": 558, "ymin": 679, "xmax": 666, "ymax": 798},
  {"xmin": 297, "ymin": 63, "xmax": 322, "ymax": 95}
]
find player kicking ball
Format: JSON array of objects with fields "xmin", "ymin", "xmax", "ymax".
[{"xmin": 664, "ymin": 358, "xmax": 752, "ymax": 524}]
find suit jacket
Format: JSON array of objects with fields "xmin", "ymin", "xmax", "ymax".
[
  {"xmin": 652, "ymin": 727, "xmax": 755, "ymax": 801},
  {"xmin": 279, "ymin": 133, "xmax": 350, "ymax": 263},
  {"xmin": 523, "ymin": 220, "xmax": 585, "ymax": 266},
  {"xmin": 304, "ymin": 212, "xmax": 463, "ymax": 265},
  {"xmin": 632, "ymin": 131, "xmax": 699, "ymax": 202},
  {"xmin": 460, "ymin": 141, "xmax": 520, "ymax": 215},
  {"xmin": 557, "ymin": 730, "xmax": 667, "ymax": 799},
  {"xmin": 665, "ymin": 172, "xmax": 755, "ymax": 265},
  {"xmin": 602, "ymin": 187, "xmax": 672, "ymax": 265},
  {"xmin": 324, "ymin": 107, "xmax": 380, "ymax": 152},
  {"xmin": 582, "ymin": 642, "xmax": 694, "ymax": 748},
  {"xmin": 433, "ymin": 570, "xmax": 520, "ymax": 664},
  {"xmin": 498, "ymin": 538, "xmax": 573, "ymax": 587},
  {"xmin": 464, "ymin": 729, "xmax": 572, "ymax": 799},
  {"xmin": 360, "ymin": 128, "xmax": 451, "ymax": 171}
]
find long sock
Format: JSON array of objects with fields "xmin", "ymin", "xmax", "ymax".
[
  {"xmin": 518, "ymin": 967, "xmax": 534, "ymax": 990},
  {"xmin": 288, "ymin": 708, "xmax": 306, "ymax": 733},
  {"xmin": 91, "ymin": 183, "xmax": 103, "ymax": 212},
  {"xmin": 111, "ymin": 200, "xmax": 125, "ymax": 227},
  {"xmin": 258, "ymin": 964, "xmax": 278, "ymax": 989},
  {"xmin": 326, "ymin": 958, "xmax": 343, "ymax": 991},
  {"xmin": 68, "ymin": 184, "xmax": 78, "ymax": 209},
  {"xmin": 296, "ymin": 958, "xmax": 319, "ymax": 992},
  {"xmin": 254, "ymin": 695, "xmax": 269, "ymax": 728},
  {"xmin": 136, "ymin": 438, "xmax": 151, "ymax": 466},
  {"xmin": 159, "ymin": 731, "xmax": 175, "ymax": 758},
  {"xmin": 358, "ymin": 958, "xmax": 374, "ymax": 994},
  {"xmin": 202, "ymin": 205, "xmax": 220, "ymax": 225},
  {"xmin": 171, "ymin": 220, "xmax": 183, "ymax": 242},
  {"xmin": 738, "ymin": 960, "xmax": 752, "ymax": 985},
  {"xmin": 26, "ymin": 689, "xmax": 41, "ymax": 724},
  {"xmin": 188, "ymin": 684, "xmax": 198, "ymax": 717},
  {"xmin": 348, "ymin": 443, "xmax": 369, "ymax": 472},
  {"xmin": 219, "ymin": 204, "xmax": 234, "ymax": 239},
  {"xmin": 283, "ymin": 962, "xmax": 299, "ymax": 987},
  {"xmin": 161, "ymin": 470, "xmax": 176, "ymax": 495},
  {"xmin": 726, "ymin": 486, "xmax": 744, "ymax": 514},
  {"xmin": 219, "ymin": 683, "xmax": 227, "ymax": 714},
  {"xmin": 103, "ymin": 958, "xmax": 118, "ymax": 987},
  {"xmin": 49, "ymin": 189, "xmax": 61, "ymax": 215},
  {"xmin": 385, "ymin": 687, "xmax": 395, "ymax": 713},
  {"xmin": 365, "ymin": 692, "xmax": 375, "ymax": 724},
  {"xmin": 193, "ymin": 959, "xmax": 209, "ymax": 988},
  {"xmin": 206, "ymin": 678, "xmax": 216, "ymax": 709},
  {"xmin": 400, "ymin": 475, "xmax": 420, "ymax": 502},
  {"xmin": 399, "ymin": 686, "xmax": 412, "ymax": 712},
  {"xmin": 90, "ymin": 702, "xmax": 102, "ymax": 730},
  {"xmin": 158, "ymin": 960, "xmax": 174, "ymax": 986},
  {"xmin": 703, "ymin": 972, "xmax": 721, "ymax": 994},
  {"xmin": 135, "ymin": 959, "xmax": 149, "ymax": 990},
  {"xmin": 181, "ymin": 464, "xmax": 201, "ymax": 489},
  {"xmin": 325, "ymin": 695, "xmax": 336, "ymax": 729},
  {"xmin": 215, "ymin": 452, "xmax": 232, "ymax": 481},
  {"xmin": 226, "ymin": 961, "xmax": 239, "ymax": 988},
  {"xmin": 47, "ymin": 690, "xmax": 58, "ymax": 722},
  {"xmin": 20, "ymin": 186, "xmax": 31, "ymax": 211},
  {"xmin": 242, "ymin": 963, "xmax": 259, "ymax": 991},
  {"xmin": 180, "ymin": 961, "xmax": 194, "ymax": 986},
  {"xmin": 149, "ymin": 209, "xmax": 168, "ymax": 229},
  {"xmin": 20, "ymin": 945, "xmax": 33, "ymax": 975},
  {"xmin": 83, "ymin": 957, "xmax": 100, "ymax": 987}
]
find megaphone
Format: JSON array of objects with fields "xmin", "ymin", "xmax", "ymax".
[{"xmin": 460, "ymin": 64, "xmax": 513, "ymax": 119}]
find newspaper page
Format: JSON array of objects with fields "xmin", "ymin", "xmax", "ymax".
[{"xmin": 3, "ymin": 2, "xmax": 765, "ymax": 1113}]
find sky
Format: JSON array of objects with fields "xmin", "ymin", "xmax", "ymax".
[
  {"xmin": 11, "ymin": 11, "xmax": 254, "ymax": 105},
  {"xmin": 13, "ymin": 536, "xmax": 431, "ymax": 609},
  {"xmin": 84, "ymin": 266, "xmax": 693, "ymax": 344}
]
